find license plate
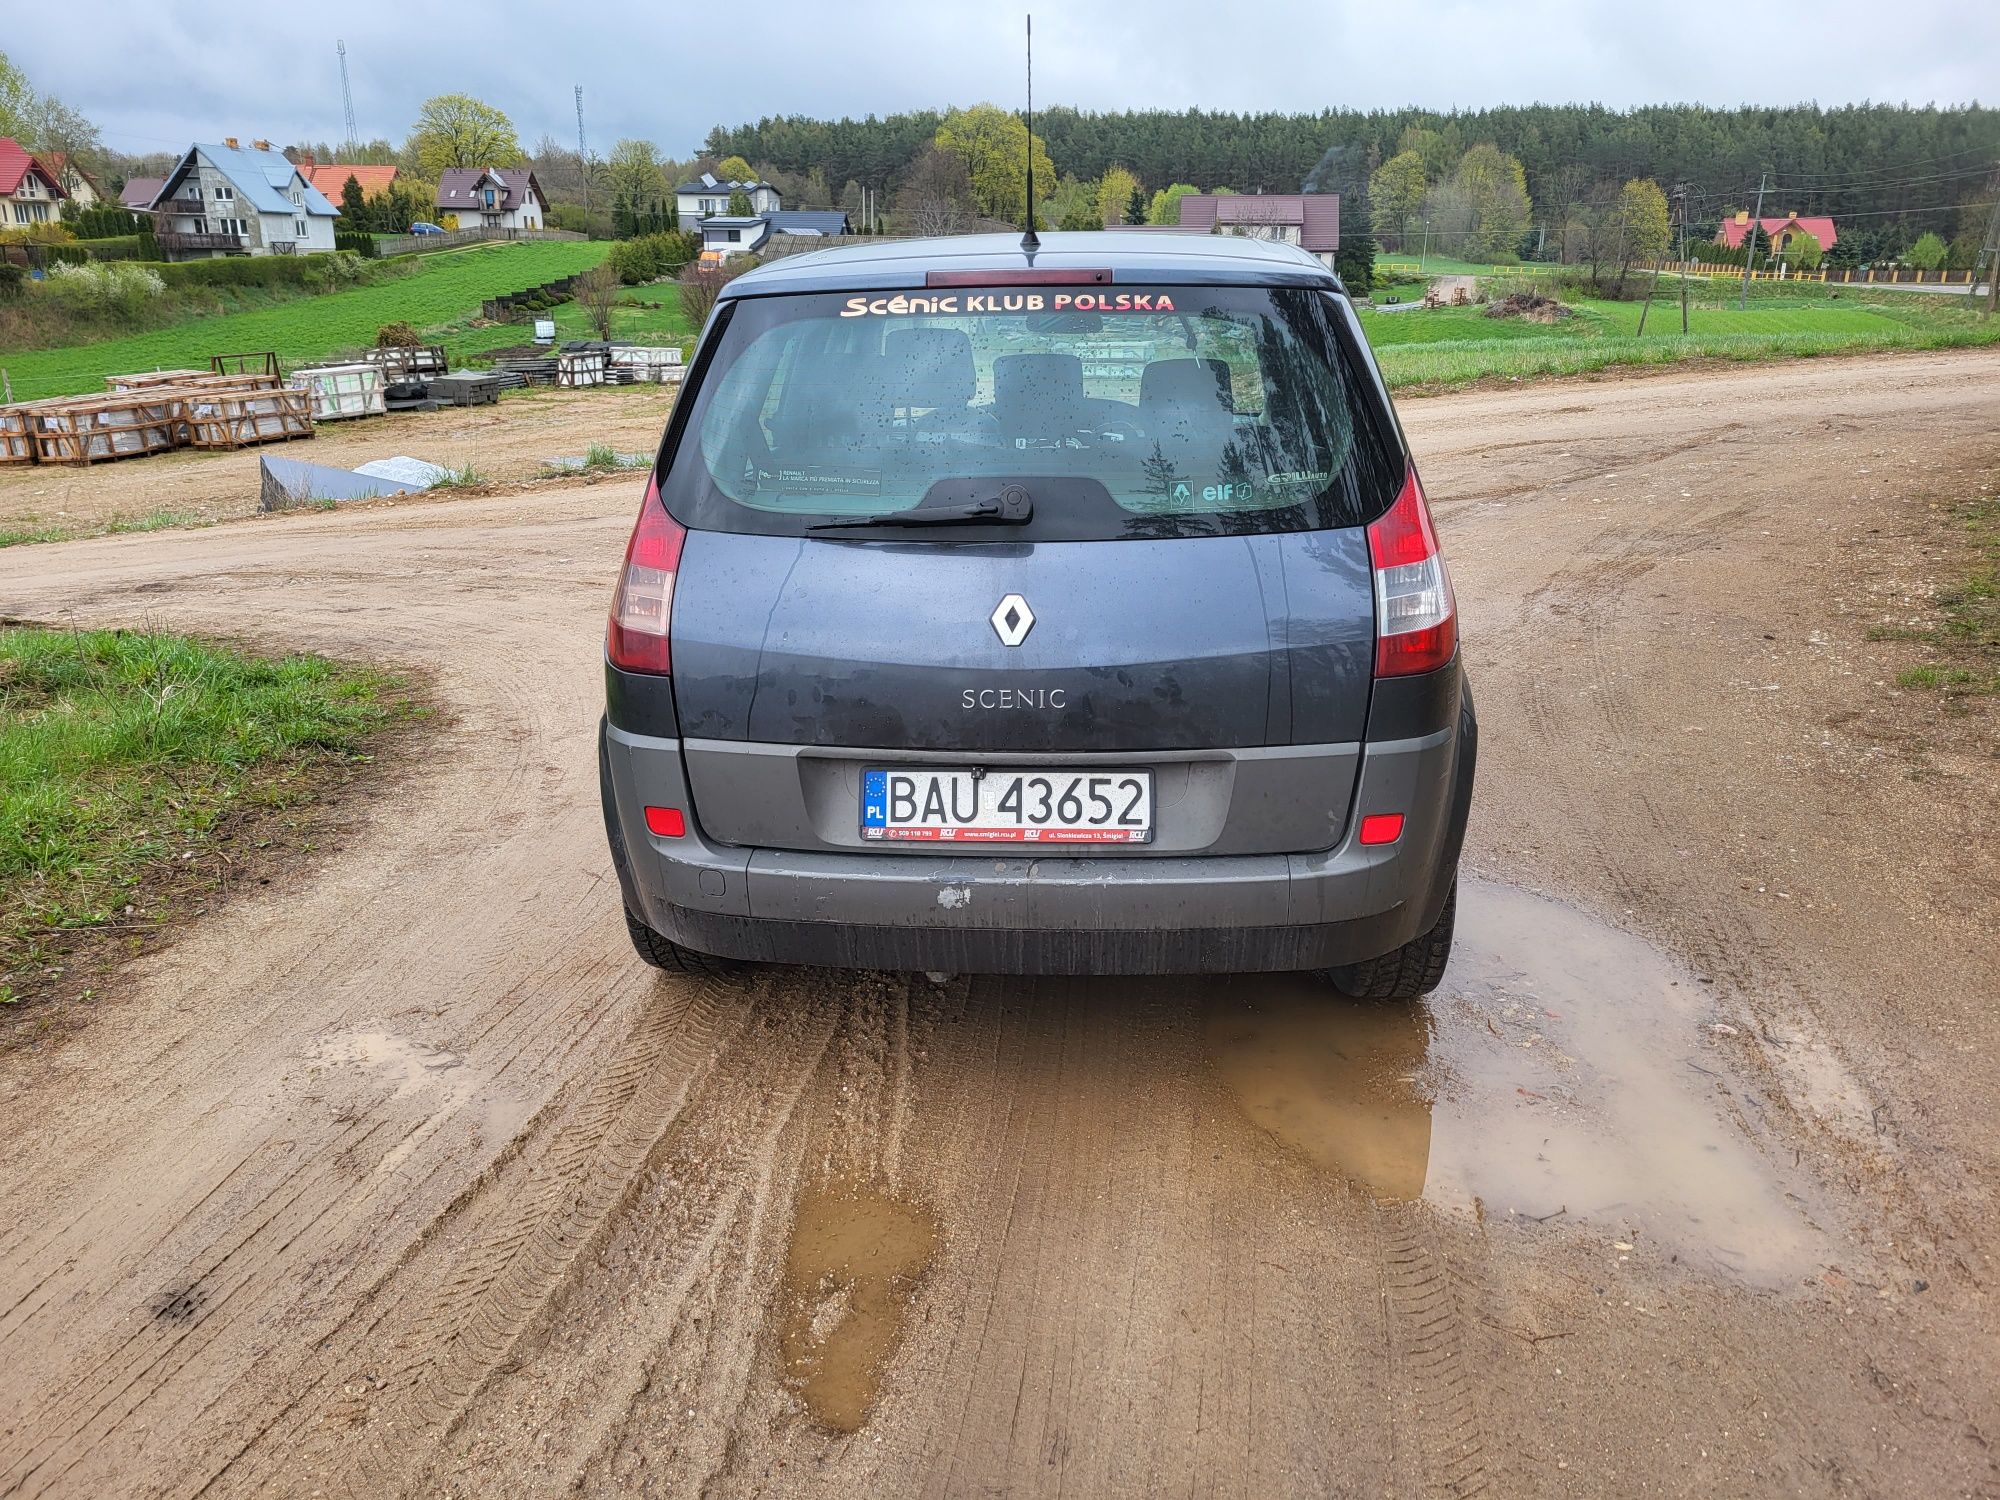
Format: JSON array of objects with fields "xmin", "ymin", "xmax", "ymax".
[{"xmin": 861, "ymin": 768, "xmax": 1153, "ymax": 844}]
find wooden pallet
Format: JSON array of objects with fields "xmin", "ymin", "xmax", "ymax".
[
  {"xmin": 0, "ymin": 404, "xmax": 38, "ymax": 464},
  {"xmin": 180, "ymin": 387, "xmax": 314, "ymax": 450},
  {"xmin": 29, "ymin": 394, "xmax": 186, "ymax": 466},
  {"xmin": 105, "ymin": 369, "xmax": 207, "ymax": 393}
]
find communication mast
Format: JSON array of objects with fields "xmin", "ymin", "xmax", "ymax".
[
  {"xmin": 337, "ymin": 40, "xmax": 358, "ymax": 155},
  {"xmin": 576, "ymin": 85, "xmax": 592, "ymax": 217}
]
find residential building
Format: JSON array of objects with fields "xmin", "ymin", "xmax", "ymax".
[
  {"xmin": 1176, "ymin": 192, "xmax": 1341, "ymax": 266},
  {"xmin": 42, "ymin": 152, "xmax": 101, "ymax": 207},
  {"xmin": 675, "ymin": 172, "xmax": 781, "ymax": 223},
  {"xmin": 0, "ymin": 138, "xmax": 67, "ymax": 226},
  {"xmin": 1717, "ymin": 210, "xmax": 1839, "ymax": 256},
  {"xmin": 699, "ymin": 208, "xmax": 851, "ymax": 260},
  {"xmin": 149, "ymin": 138, "xmax": 340, "ymax": 258},
  {"xmin": 435, "ymin": 167, "xmax": 544, "ymax": 230},
  {"xmin": 301, "ymin": 161, "xmax": 399, "ymax": 202},
  {"xmin": 119, "ymin": 176, "xmax": 166, "ymax": 213}
]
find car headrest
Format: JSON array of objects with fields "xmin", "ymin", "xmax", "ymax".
[
  {"xmin": 1139, "ymin": 357, "xmax": 1234, "ymax": 415},
  {"xmin": 884, "ymin": 327, "xmax": 975, "ymax": 408},
  {"xmin": 993, "ymin": 352, "xmax": 1086, "ymax": 419}
]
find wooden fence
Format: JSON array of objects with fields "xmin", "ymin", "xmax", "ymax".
[{"xmin": 1664, "ymin": 260, "xmax": 1982, "ymax": 285}]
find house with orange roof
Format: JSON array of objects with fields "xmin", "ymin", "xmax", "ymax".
[{"xmin": 300, "ymin": 161, "xmax": 399, "ymax": 202}]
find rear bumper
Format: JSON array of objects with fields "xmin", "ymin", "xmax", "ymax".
[{"xmin": 600, "ymin": 677, "xmax": 1476, "ymax": 976}]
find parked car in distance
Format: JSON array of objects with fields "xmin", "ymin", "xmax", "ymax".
[
  {"xmin": 408, "ymin": 221, "xmax": 444, "ymax": 236},
  {"xmin": 600, "ymin": 231, "xmax": 1476, "ymax": 998}
]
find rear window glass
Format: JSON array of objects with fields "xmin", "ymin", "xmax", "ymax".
[{"xmin": 658, "ymin": 285, "xmax": 1404, "ymax": 541}]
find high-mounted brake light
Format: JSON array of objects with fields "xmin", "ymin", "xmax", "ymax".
[
  {"xmin": 925, "ymin": 268, "xmax": 1113, "ymax": 287},
  {"xmin": 606, "ymin": 477, "xmax": 686, "ymax": 675},
  {"xmin": 1366, "ymin": 470, "xmax": 1457, "ymax": 677}
]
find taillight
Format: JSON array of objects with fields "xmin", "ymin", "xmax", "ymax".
[
  {"xmin": 1366, "ymin": 469, "xmax": 1457, "ymax": 677},
  {"xmin": 606, "ymin": 477, "xmax": 685, "ymax": 675}
]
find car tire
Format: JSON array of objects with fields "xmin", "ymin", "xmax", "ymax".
[
  {"xmin": 1323, "ymin": 882, "xmax": 1456, "ymax": 1001},
  {"xmin": 623, "ymin": 905, "xmax": 750, "ymax": 976}
]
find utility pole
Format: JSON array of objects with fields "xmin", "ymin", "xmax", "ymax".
[
  {"xmin": 1675, "ymin": 183, "xmax": 1691, "ymax": 333},
  {"xmin": 1738, "ymin": 171, "xmax": 1767, "ymax": 311},
  {"xmin": 336, "ymin": 41, "xmax": 358, "ymax": 157},
  {"xmin": 1971, "ymin": 165, "xmax": 2000, "ymax": 319},
  {"xmin": 1419, "ymin": 216, "xmax": 1430, "ymax": 272}
]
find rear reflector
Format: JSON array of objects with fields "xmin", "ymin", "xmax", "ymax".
[
  {"xmin": 1366, "ymin": 469, "xmax": 1457, "ymax": 677},
  {"xmin": 644, "ymin": 806, "xmax": 686, "ymax": 838},
  {"xmin": 1358, "ymin": 813, "xmax": 1405, "ymax": 846},
  {"xmin": 606, "ymin": 476, "xmax": 686, "ymax": 676},
  {"xmin": 925, "ymin": 268, "xmax": 1113, "ymax": 287}
]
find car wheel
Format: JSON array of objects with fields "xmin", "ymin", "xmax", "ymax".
[
  {"xmin": 623, "ymin": 905, "xmax": 750, "ymax": 976},
  {"xmin": 1322, "ymin": 882, "xmax": 1456, "ymax": 1001}
]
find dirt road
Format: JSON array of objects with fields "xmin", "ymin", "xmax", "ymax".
[{"xmin": 2, "ymin": 350, "xmax": 1996, "ymax": 1498}]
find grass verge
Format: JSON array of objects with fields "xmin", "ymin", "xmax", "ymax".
[
  {"xmin": 0, "ymin": 509, "xmax": 216, "ymax": 549},
  {"xmin": 1880, "ymin": 489, "xmax": 2000, "ymax": 698},
  {"xmin": 0, "ymin": 624, "xmax": 423, "ymax": 1028}
]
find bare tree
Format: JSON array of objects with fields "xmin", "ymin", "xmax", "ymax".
[
  {"xmin": 575, "ymin": 263, "xmax": 620, "ymax": 341},
  {"xmin": 893, "ymin": 147, "xmax": 975, "ymax": 237}
]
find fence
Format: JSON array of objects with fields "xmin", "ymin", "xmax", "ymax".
[
  {"xmin": 1664, "ymin": 260, "xmax": 1982, "ymax": 286},
  {"xmin": 371, "ymin": 225, "xmax": 588, "ymax": 258}
]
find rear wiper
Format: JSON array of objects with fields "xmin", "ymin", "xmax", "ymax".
[{"xmin": 808, "ymin": 488, "xmax": 1033, "ymax": 531}]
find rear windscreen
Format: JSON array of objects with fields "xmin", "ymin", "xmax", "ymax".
[{"xmin": 658, "ymin": 286, "xmax": 1405, "ymax": 541}]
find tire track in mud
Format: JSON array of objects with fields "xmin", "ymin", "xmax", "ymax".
[
  {"xmin": 1377, "ymin": 1207, "xmax": 1498, "ymax": 1499},
  {"xmin": 409, "ymin": 967, "xmax": 882, "ymax": 1498},
  {"xmin": 204, "ymin": 967, "xmax": 752, "ymax": 1498}
]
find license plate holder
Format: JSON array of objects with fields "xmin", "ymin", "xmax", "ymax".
[{"xmin": 860, "ymin": 767, "xmax": 1154, "ymax": 844}]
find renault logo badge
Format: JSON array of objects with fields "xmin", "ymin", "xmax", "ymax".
[{"xmin": 991, "ymin": 594, "xmax": 1034, "ymax": 647}]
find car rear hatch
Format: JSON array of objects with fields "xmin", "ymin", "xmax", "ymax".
[{"xmin": 627, "ymin": 279, "xmax": 1424, "ymax": 857}]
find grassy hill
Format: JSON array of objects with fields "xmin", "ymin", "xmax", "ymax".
[{"xmin": 1, "ymin": 242, "xmax": 609, "ymax": 402}]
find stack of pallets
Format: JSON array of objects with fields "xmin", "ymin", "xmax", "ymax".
[
  {"xmin": 287, "ymin": 363, "xmax": 388, "ymax": 421},
  {"xmin": 182, "ymin": 387, "xmax": 315, "ymax": 451},
  {"xmin": 26, "ymin": 393, "xmax": 187, "ymax": 466}
]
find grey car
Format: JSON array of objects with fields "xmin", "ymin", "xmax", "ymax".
[{"xmin": 600, "ymin": 231, "xmax": 1475, "ymax": 998}]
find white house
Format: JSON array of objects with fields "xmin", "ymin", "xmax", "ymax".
[
  {"xmin": 436, "ymin": 167, "xmax": 545, "ymax": 230},
  {"xmin": 675, "ymin": 172, "xmax": 780, "ymax": 223},
  {"xmin": 698, "ymin": 208, "xmax": 852, "ymax": 260},
  {"xmin": 149, "ymin": 139, "xmax": 340, "ymax": 259}
]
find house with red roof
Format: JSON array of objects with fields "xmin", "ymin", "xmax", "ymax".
[
  {"xmin": 1717, "ymin": 209, "xmax": 1838, "ymax": 255},
  {"xmin": 0, "ymin": 138, "xmax": 68, "ymax": 227},
  {"xmin": 1176, "ymin": 192, "xmax": 1341, "ymax": 267},
  {"xmin": 300, "ymin": 161, "xmax": 399, "ymax": 202}
]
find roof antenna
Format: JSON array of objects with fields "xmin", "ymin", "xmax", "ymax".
[{"xmin": 1020, "ymin": 14, "xmax": 1039, "ymax": 253}]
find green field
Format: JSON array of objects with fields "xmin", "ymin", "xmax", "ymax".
[
  {"xmin": 1355, "ymin": 285, "xmax": 2000, "ymax": 389},
  {"xmin": 0, "ymin": 241, "xmax": 609, "ymax": 401},
  {"xmin": 440, "ymin": 284, "xmax": 695, "ymax": 363}
]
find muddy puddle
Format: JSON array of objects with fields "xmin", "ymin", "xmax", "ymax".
[
  {"xmin": 1206, "ymin": 881, "xmax": 1831, "ymax": 1286},
  {"xmin": 780, "ymin": 1180, "xmax": 939, "ymax": 1432}
]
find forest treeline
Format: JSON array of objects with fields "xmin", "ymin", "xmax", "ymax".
[{"xmin": 707, "ymin": 102, "xmax": 2000, "ymax": 231}]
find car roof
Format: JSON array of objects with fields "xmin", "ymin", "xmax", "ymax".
[{"xmin": 719, "ymin": 230, "xmax": 1344, "ymax": 300}]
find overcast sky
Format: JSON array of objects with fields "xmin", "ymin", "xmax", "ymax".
[{"xmin": 11, "ymin": 0, "xmax": 1994, "ymax": 162}]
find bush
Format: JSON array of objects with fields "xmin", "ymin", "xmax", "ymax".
[
  {"xmin": 40, "ymin": 261, "xmax": 167, "ymax": 321},
  {"xmin": 150, "ymin": 250, "xmax": 369, "ymax": 293},
  {"xmin": 609, "ymin": 230, "xmax": 701, "ymax": 286},
  {"xmin": 376, "ymin": 321, "xmax": 421, "ymax": 347},
  {"xmin": 74, "ymin": 236, "xmax": 144, "ymax": 262},
  {"xmin": 0, "ymin": 263, "xmax": 24, "ymax": 298},
  {"xmin": 677, "ymin": 256, "xmax": 754, "ymax": 326}
]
